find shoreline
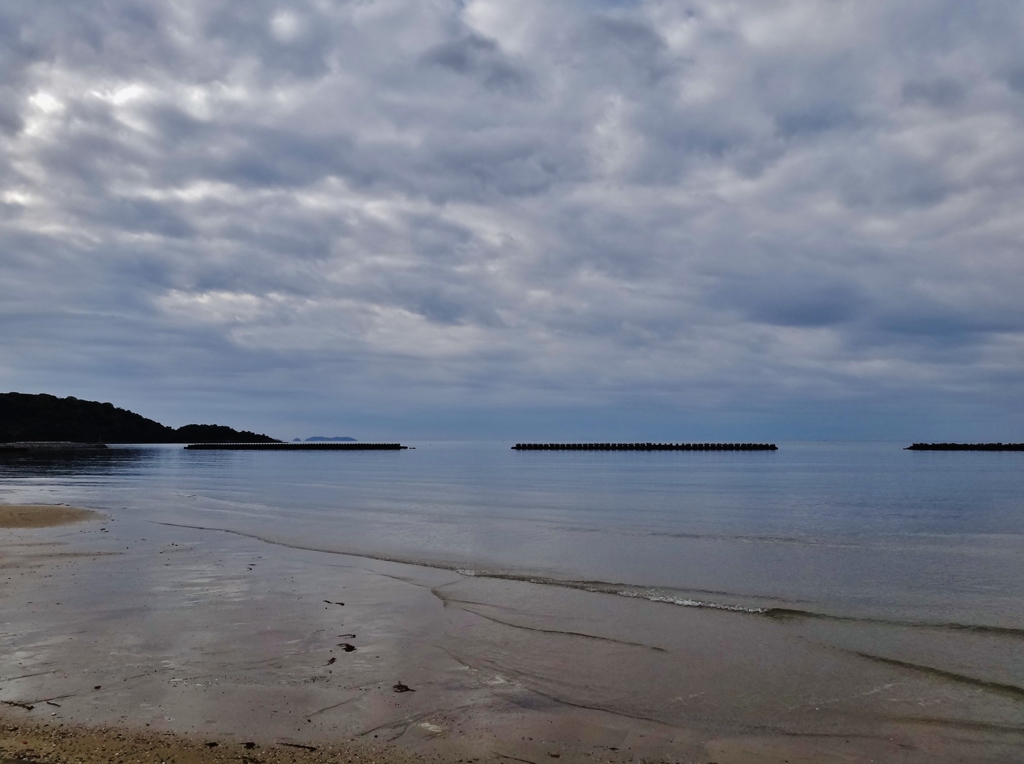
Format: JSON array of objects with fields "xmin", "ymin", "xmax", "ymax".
[{"xmin": 2, "ymin": 504, "xmax": 1023, "ymax": 762}]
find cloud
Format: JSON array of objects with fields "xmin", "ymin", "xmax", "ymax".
[
  {"xmin": 2, "ymin": 0, "xmax": 1024, "ymax": 438},
  {"xmin": 421, "ymin": 32, "xmax": 534, "ymax": 94}
]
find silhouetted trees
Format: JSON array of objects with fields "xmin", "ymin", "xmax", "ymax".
[{"xmin": 0, "ymin": 393, "xmax": 278, "ymax": 444}]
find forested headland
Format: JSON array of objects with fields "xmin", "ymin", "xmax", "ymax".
[{"xmin": 0, "ymin": 392, "xmax": 279, "ymax": 444}]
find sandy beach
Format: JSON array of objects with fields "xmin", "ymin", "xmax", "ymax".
[{"xmin": 2, "ymin": 502, "xmax": 1022, "ymax": 763}]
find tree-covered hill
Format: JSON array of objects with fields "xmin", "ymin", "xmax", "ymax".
[{"xmin": 0, "ymin": 393, "xmax": 279, "ymax": 443}]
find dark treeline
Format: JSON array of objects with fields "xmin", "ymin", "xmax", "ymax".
[
  {"xmin": 0, "ymin": 392, "xmax": 279, "ymax": 444},
  {"xmin": 513, "ymin": 443, "xmax": 777, "ymax": 451},
  {"xmin": 906, "ymin": 443, "xmax": 1024, "ymax": 451}
]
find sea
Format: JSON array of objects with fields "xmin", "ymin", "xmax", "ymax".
[
  {"xmin": 2, "ymin": 440, "xmax": 1023, "ymax": 749},
  {"xmin": 2, "ymin": 441, "xmax": 1022, "ymax": 625}
]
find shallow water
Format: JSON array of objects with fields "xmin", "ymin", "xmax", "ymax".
[{"xmin": 2, "ymin": 441, "xmax": 1022, "ymax": 628}]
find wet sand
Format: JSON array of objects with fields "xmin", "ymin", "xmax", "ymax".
[{"xmin": 2, "ymin": 507, "xmax": 1023, "ymax": 763}]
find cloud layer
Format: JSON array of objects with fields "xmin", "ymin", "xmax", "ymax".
[{"xmin": 3, "ymin": 1, "xmax": 1024, "ymax": 438}]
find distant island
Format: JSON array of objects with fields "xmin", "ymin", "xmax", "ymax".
[
  {"xmin": 0, "ymin": 392, "xmax": 279, "ymax": 444},
  {"xmin": 292, "ymin": 436, "xmax": 357, "ymax": 442}
]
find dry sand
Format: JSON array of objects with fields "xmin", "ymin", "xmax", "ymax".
[
  {"xmin": 0, "ymin": 505, "xmax": 101, "ymax": 529},
  {"xmin": 0, "ymin": 719, "xmax": 429, "ymax": 764}
]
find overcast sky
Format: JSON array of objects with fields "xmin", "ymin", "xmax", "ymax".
[{"xmin": 3, "ymin": 1, "xmax": 1024, "ymax": 441}]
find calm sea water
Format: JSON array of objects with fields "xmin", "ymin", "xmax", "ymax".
[{"xmin": 2, "ymin": 441, "xmax": 1022, "ymax": 633}]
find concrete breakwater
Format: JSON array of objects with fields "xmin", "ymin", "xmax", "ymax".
[
  {"xmin": 185, "ymin": 442, "xmax": 408, "ymax": 450},
  {"xmin": 512, "ymin": 442, "xmax": 777, "ymax": 451},
  {"xmin": 906, "ymin": 442, "xmax": 1024, "ymax": 451},
  {"xmin": 0, "ymin": 441, "xmax": 108, "ymax": 451}
]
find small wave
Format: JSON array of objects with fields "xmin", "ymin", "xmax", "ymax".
[
  {"xmin": 763, "ymin": 607, "xmax": 1024, "ymax": 640},
  {"xmin": 150, "ymin": 520, "xmax": 1024, "ymax": 640},
  {"xmin": 645, "ymin": 531, "xmax": 866, "ymax": 549},
  {"xmin": 453, "ymin": 574, "xmax": 1024, "ymax": 638},
  {"xmin": 845, "ymin": 650, "xmax": 1024, "ymax": 701},
  {"xmin": 614, "ymin": 590, "xmax": 766, "ymax": 613},
  {"xmin": 460, "ymin": 571, "xmax": 771, "ymax": 613}
]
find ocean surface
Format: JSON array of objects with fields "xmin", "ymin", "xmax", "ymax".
[{"xmin": 2, "ymin": 440, "xmax": 1022, "ymax": 632}]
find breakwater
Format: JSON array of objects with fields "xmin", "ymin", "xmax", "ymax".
[
  {"xmin": 0, "ymin": 441, "xmax": 108, "ymax": 451},
  {"xmin": 185, "ymin": 443, "xmax": 407, "ymax": 450},
  {"xmin": 905, "ymin": 443, "xmax": 1024, "ymax": 451},
  {"xmin": 512, "ymin": 442, "xmax": 777, "ymax": 451}
]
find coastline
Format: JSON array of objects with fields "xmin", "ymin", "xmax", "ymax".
[{"xmin": 2, "ymin": 503, "xmax": 1023, "ymax": 763}]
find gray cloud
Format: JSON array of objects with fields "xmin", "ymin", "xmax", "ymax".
[
  {"xmin": 2, "ymin": 1, "xmax": 1024, "ymax": 438},
  {"xmin": 421, "ymin": 32, "xmax": 534, "ymax": 94}
]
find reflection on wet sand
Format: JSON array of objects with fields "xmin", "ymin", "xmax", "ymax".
[{"xmin": 2, "ymin": 514, "xmax": 1023, "ymax": 763}]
